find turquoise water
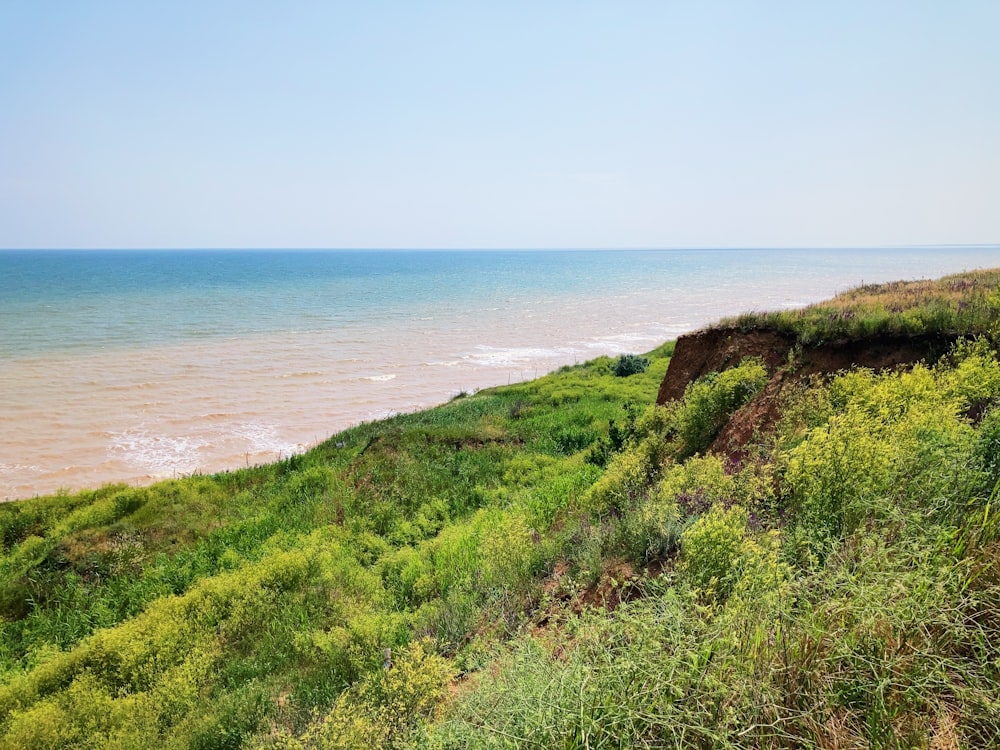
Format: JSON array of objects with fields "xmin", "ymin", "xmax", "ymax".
[
  {"xmin": 6, "ymin": 247, "xmax": 999, "ymax": 356},
  {"xmin": 2, "ymin": 247, "xmax": 998, "ymax": 498}
]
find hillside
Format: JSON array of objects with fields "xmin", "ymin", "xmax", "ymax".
[
  {"xmin": 1, "ymin": 270, "xmax": 1000, "ymax": 749},
  {"xmin": 660, "ymin": 270, "xmax": 1000, "ymax": 457}
]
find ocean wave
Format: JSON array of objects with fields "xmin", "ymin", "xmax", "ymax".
[
  {"xmin": 579, "ymin": 326, "xmax": 691, "ymax": 350},
  {"xmin": 229, "ymin": 422, "xmax": 302, "ymax": 456},
  {"xmin": 0, "ymin": 462, "xmax": 42, "ymax": 475},
  {"xmin": 463, "ymin": 345, "xmax": 581, "ymax": 367},
  {"xmin": 108, "ymin": 428, "xmax": 207, "ymax": 475}
]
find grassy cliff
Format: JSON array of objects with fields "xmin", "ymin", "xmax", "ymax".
[
  {"xmin": 2, "ymin": 270, "xmax": 1000, "ymax": 748},
  {"xmin": 722, "ymin": 267, "xmax": 1000, "ymax": 343}
]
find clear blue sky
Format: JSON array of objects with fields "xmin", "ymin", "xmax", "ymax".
[{"xmin": 1, "ymin": 2, "xmax": 998, "ymax": 249}]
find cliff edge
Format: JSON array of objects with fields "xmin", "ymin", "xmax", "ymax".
[{"xmin": 657, "ymin": 326, "xmax": 962, "ymax": 452}]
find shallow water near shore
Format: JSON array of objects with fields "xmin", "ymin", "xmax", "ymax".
[{"xmin": 2, "ymin": 247, "xmax": 998, "ymax": 500}]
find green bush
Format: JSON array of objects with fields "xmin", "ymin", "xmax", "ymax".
[
  {"xmin": 615, "ymin": 493, "xmax": 682, "ymax": 563},
  {"xmin": 611, "ymin": 354, "xmax": 650, "ymax": 377},
  {"xmin": 975, "ymin": 407, "xmax": 1000, "ymax": 490},
  {"xmin": 585, "ymin": 403, "xmax": 641, "ymax": 468},
  {"xmin": 679, "ymin": 504, "xmax": 748, "ymax": 601},
  {"xmin": 257, "ymin": 639, "xmax": 453, "ymax": 750},
  {"xmin": 673, "ymin": 358, "xmax": 768, "ymax": 457},
  {"xmin": 785, "ymin": 360, "xmax": 984, "ymax": 544},
  {"xmin": 584, "ymin": 434, "xmax": 669, "ymax": 514}
]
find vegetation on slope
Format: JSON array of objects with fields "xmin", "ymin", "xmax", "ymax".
[
  {"xmin": 433, "ymin": 339, "xmax": 1000, "ymax": 748},
  {"xmin": 0, "ymin": 345, "xmax": 673, "ymax": 748},
  {"xmin": 722, "ymin": 267, "xmax": 1000, "ymax": 343},
  {"xmin": 2, "ymin": 269, "xmax": 1000, "ymax": 749}
]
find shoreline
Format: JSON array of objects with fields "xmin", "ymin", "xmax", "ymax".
[
  {"xmin": 0, "ymin": 326, "xmax": 682, "ymax": 502},
  {"xmin": 5, "ymin": 248, "xmax": 1000, "ymax": 501}
]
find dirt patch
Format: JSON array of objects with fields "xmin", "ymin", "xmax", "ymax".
[
  {"xmin": 537, "ymin": 558, "xmax": 656, "ymax": 620},
  {"xmin": 710, "ymin": 374, "xmax": 792, "ymax": 453},
  {"xmin": 578, "ymin": 559, "xmax": 639, "ymax": 613}
]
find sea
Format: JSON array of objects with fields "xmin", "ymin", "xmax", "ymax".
[{"xmin": 2, "ymin": 247, "xmax": 999, "ymax": 500}]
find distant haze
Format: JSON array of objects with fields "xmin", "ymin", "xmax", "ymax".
[{"xmin": 1, "ymin": 3, "xmax": 998, "ymax": 249}]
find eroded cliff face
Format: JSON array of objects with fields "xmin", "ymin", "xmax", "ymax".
[
  {"xmin": 655, "ymin": 328, "xmax": 797, "ymax": 404},
  {"xmin": 657, "ymin": 326, "xmax": 962, "ymax": 452}
]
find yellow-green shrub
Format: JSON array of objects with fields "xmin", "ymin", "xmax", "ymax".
[
  {"xmin": 785, "ymin": 361, "xmax": 981, "ymax": 542},
  {"xmin": 585, "ymin": 435, "xmax": 668, "ymax": 514},
  {"xmin": 617, "ymin": 495, "xmax": 682, "ymax": 563},
  {"xmin": 0, "ymin": 530, "xmax": 385, "ymax": 746},
  {"xmin": 657, "ymin": 454, "xmax": 734, "ymax": 509},
  {"xmin": 680, "ymin": 504, "xmax": 748, "ymax": 600},
  {"xmin": 679, "ymin": 504, "xmax": 787, "ymax": 604},
  {"xmin": 258, "ymin": 639, "xmax": 453, "ymax": 750},
  {"xmin": 940, "ymin": 338, "xmax": 1000, "ymax": 408},
  {"xmin": 379, "ymin": 546, "xmax": 435, "ymax": 607},
  {"xmin": 673, "ymin": 358, "xmax": 768, "ymax": 457},
  {"xmin": 615, "ymin": 455, "xmax": 732, "ymax": 563}
]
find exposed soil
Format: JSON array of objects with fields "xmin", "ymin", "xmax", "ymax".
[
  {"xmin": 655, "ymin": 328, "xmax": 797, "ymax": 405},
  {"xmin": 656, "ymin": 325, "xmax": 964, "ymax": 454}
]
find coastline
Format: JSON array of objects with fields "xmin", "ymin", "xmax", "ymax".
[{"xmin": 4, "ymin": 247, "xmax": 1000, "ymax": 501}]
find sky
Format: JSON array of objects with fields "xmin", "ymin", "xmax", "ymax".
[{"xmin": 1, "ymin": 2, "xmax": 998, "ymax": 250}]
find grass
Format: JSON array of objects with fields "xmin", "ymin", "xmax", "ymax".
[
  {"xmin": 0, "ymin": 345, "xmax": 673, "ymax": 748},
  {"xmin": 721, "ymin": 267, "xmax": 1000, "ymax": 343}
]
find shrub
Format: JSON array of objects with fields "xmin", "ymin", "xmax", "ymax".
[
  {"xmin": 657, "ymin": 454, "xmax": 735, "ymax": 512},
  {"xmin": 550, "ymin": 426, "xmax": 597, "ymax": 455},
  {"xmin": 673, "ymin": 358, "xmax": 768, "ymax": 457},
  {"xmin": 585, "ymin": 403, "xmax": 641, "ymax": 468},
  {"xmin": 614, "ymin": 454, "xmax": 767, "ymax": 565},
  {"xmin": 975, "ymin": 407, "xmax": 1000, "ymax": 490},
  {"xmin": 584, "ymin": 435, "xmax": 668, "ymax": 514},
  {"xmin": 785, "ymin": 359, "xmax": 982, "ymax": 545},
  {"xmin": 679, "ymin": 504, "xmax": 749, "ymax": 600},
  {"xmin": 616, "ymin": 494, "xmax": 682, "ymax": 563},
  {"xmin": 679, "ymin": 504, "xmax": 787, "ymax": 603},
  {"xmin": 612, "ymin": 354, "xmax": 650, "ymax": 377},
  {"xmin": 258, "ymin": 639, "xmax": 453, "ymax": 750}
]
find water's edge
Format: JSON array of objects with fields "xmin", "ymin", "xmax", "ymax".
[{"xmin": 2, "ymin": 248, "xmax": 997, "ymax": 500}]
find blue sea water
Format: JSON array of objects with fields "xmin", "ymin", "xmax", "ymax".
[
  {"xmin": 4, "ymin": 247, "xmax": 998, "ymax": 357},
  {"xmin": 1, "ymin": 247, "xmax": 998, "ymax": 498}
]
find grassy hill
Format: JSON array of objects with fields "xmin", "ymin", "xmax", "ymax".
[{"xmin": 2, "ymin": 270, "xmax": 1000, "ymax": 749}]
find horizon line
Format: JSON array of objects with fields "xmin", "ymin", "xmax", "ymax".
[{"xmin": 3, "ymin": 243, "xmax": 999, "ymax": 253}]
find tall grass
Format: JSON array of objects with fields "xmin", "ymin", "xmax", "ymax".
[{"xmin": 722, "ymin": 268, "xmax": 1000, "ymax": 343}]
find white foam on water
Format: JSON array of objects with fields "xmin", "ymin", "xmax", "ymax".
[
  {"xmin": 0, "ymin": 463, "xmax": 42, "ymax": 476},
  {"xmin": 108, "ymin": 428, "xmax": 207, "ymax": 476},
  {"xmin": 463, "ymin": 344, "xmax": 581, "ymax": 367},
  {"xmin": 576, "ymin": 326, "xmax": 687, "ymax": 353},
  {"xmin": 229, "ymin": 422, "xmax": 303, "ymax": 457},
  {"xmin": 585, "ymin": 332, "xmax": 659, "ymax": 345},
  {"xmin": 362, "ymin": 374, "xmax": 397, "ymax": 382}
]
